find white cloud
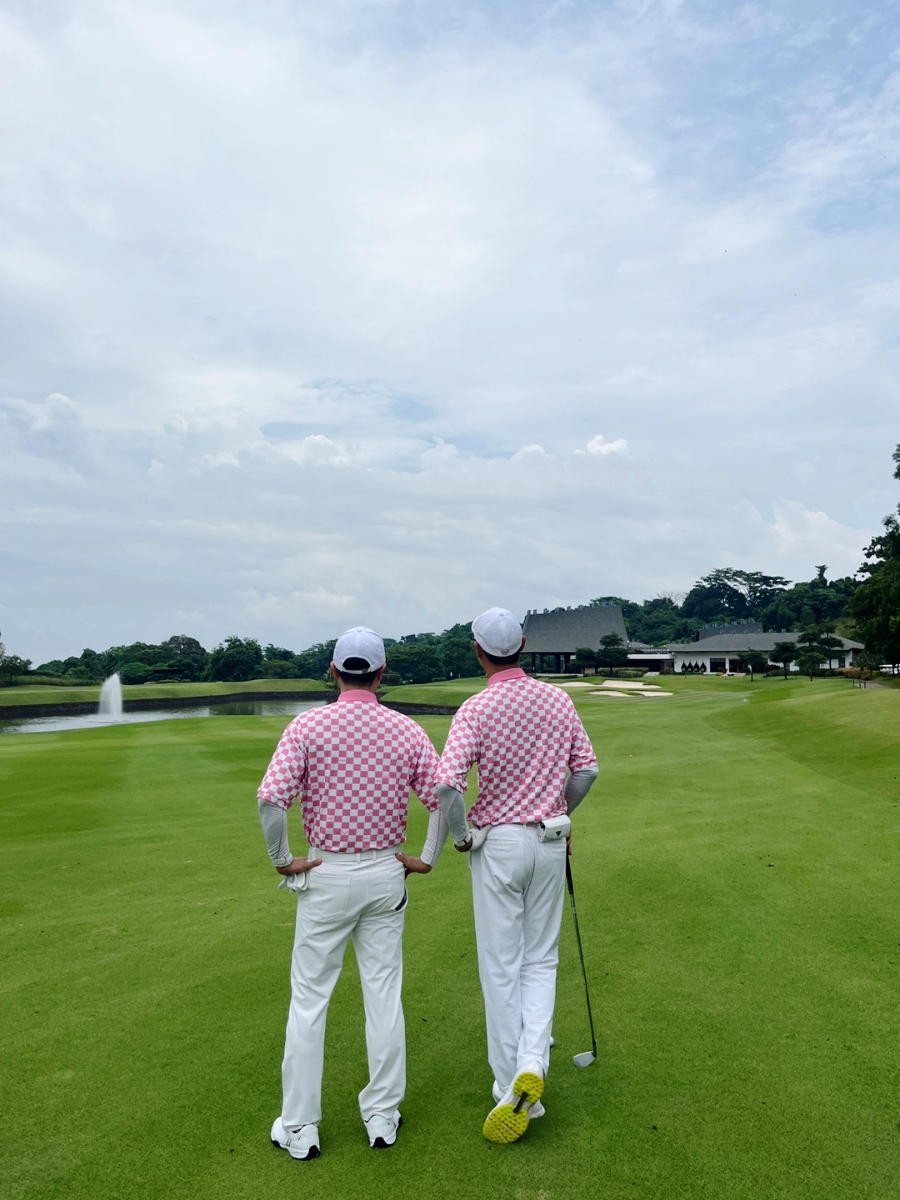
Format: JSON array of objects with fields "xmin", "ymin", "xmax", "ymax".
[
  {"xmin": 0, "ymin": 1, "xmax": 897, "ymax": 660},
  {"xmin": 420, "ymin": 438, "xmax": 463, "ymax": 471},
  {"xmin": 280, "ymin": 435, "xmax": 352, "ymax": 468},
  {"xmin": 767, "ymin": 502, "xmax": 871, "ymax": 574},
  {"xmin": 584, "ymin": 435, "xmax": 628, "ymax": 457},
  {"xmin": 510, "ymin": 443, "xmax": 549, "ymax": 463}
]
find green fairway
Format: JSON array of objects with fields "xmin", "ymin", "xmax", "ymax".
[
  {"xmin": 380, "ymin": 675, "xmax": 488, "ymax": 705},
  {"xmin": 2, "ymin": 678, "xmax": 899, "ymax": 1199}
]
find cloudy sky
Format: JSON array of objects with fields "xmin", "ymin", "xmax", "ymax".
[{"xmin": 2, "ymin": 0, "xmax": 899, "ymax": 663}]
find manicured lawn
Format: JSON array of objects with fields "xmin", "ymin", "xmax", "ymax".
[
  {"xmin": 0, "ymin": 678, "xmax": 329, "ymax": 708},
  {"xmin": 1, "ymin": 677, "xmax": 899, "ymax": 1199},
  {"xmin": 380, "ymin": 675, "xmax": 487, "ymax": 705}
]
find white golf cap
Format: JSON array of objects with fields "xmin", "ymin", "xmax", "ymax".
[
  {"xmin": 471, "ymin": 607, "xmax": 523, "ymax": 658},
  {"xmin": 332, "ymin": 626, "xmax": 386, "ymax": 673}
]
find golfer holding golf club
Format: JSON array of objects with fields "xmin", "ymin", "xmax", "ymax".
[
  {"xmin": 436, "ymin": 608, "xmax": 598, "ymax": 1144},
  {"xmin": 257, "ymin": 627, "xmax": 448, "ymax": 1161}
]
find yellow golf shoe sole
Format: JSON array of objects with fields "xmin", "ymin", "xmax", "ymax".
[{"xmin": 482, "ymin": 1070, "xmax": 545, "ymax": 1144}]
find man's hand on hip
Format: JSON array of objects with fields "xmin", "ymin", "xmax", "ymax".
[
  {"xmin": 276, "ymin": 856, "xmax": 323, "ymax": 875},
  {"xmin": 395, "ymin": 852, "xmax": 432, "ymax": 875}
]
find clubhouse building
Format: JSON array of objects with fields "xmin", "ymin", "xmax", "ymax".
[
  {"xmin": 521, "ymin": 608, "xmax": 863, "ymax": 674},
  {"xmin": 521, "ymin": 605, "xmax": 629, "ymax": 673},
  {"xmin": 628, "ymin": 622, "xmax": 863, "ymax": 674}
]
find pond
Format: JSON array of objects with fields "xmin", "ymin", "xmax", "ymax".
[{"xmin": 0, "ymin": 699, "xmax": 327, "ymax": 735}]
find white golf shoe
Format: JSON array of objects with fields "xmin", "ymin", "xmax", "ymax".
[
  {"xmin": 270, "ymin": 1117, "xmax": 320, "ymax": 1161},
  {"xmin": 493, "ymin": 1080, "xmax": 545, "ymax": 1120},
  {"xmin": 365, "ymin": 1110, "xmax": 402, "ymax": 1149},
  {"xmin": 483, "ymin": 1064, "xmax": 545, "ymax": 1143}
]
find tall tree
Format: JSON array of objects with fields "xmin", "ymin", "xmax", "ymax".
[
  {"xmin": 681, "ymin": 569, "xmax": 789, "ymax": 624},
  {"xmin": 385, "ymin": 642, "xmax": 444, "ymax": 684},
  {"xmin": 796, "ymin": 650, "xmax": 822, "ymax": 680},
  {"xmin": 596, "ymin": 632, "xmax": 628, "ymax": 677},
  {"xmin": 0, "ymin": 654, "xmax": 31, "ymax": 685},
  {"xmin": 847, "ymin": 445, "xmax": 900, "ymax": 668},
  {"xmin": 572, "ymin": 647, "xmax": 597, "ymax": 676},
  {"xmin": 737, "ymin": 650, "xmax": 769, "ymax": 681},
  {"xmin": 160, "ymin": 635, "xmax": 209, "ymax": 681},
  {"xmin": 770, "ymin": 640, "xmax": 797, "ymax": 680},
  {"xmin": 207, "ymin": 636, "xmax": 264, "ymax": 682},
  {"xmin": 294, "ymin": 641, "xmax": 338, "ymax": 680}
]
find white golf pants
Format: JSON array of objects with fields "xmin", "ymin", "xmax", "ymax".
[
  {"xmin": 470, "ymin": 824, "xmax": 567, "ymax": 1091},
  {"xmin": 281, "ymin": 848, "xmax": 407, "ymax": 1130}
]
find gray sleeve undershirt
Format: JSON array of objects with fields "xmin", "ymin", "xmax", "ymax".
[
  {"xmin": 563, "ymin": 764, "xmax": 599, "ymax": 813},
  {"xmin": 436, "ymin": 783, "xmax": 470, "ymax": 844},
  {"xmin": 419, "ymin": 806, "xmax": 450, "ymax": 866},
  {"xmin": 258, "ymin": 798, "xmax": 293, "ymax": 868}
]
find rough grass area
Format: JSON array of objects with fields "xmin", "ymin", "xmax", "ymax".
[
  {"xmin": 1, "ymin": 679, "xmax": 899, "ymax": 1199},
  {"xmin": 1, "ymin": 678, "xmax": 329, "ymax": 707}
]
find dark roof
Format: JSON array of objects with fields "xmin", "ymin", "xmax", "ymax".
[
  {"xmin": 665, "ymin": 632, "xmax": 863, "ymax": 653},
  {"xmin": 699, "ymin": 622, "xmax": 763, "ymax": 638},
  {"xmin": 522, "ymin": 606, "xmax": 629, "ymax": 653}
]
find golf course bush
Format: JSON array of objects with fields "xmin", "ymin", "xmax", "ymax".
[{"xmin": 2, "ymin": 675, "xmax": 898, "ymax": 1199}]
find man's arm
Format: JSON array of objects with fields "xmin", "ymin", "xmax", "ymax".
[
  {"xmin": 434, "ymin": 707, "xmax": 482, "ymax": 850},
  {"xmin": 563, "ymin": 764, "xmax": 599, "ymax": 813},
  {"xmin": 258, "ymin": 799, "xmax": 323, "ymax": 875},
  {"xmin": 436, "ymin": 783, "xmax": 471, "ymax": 848},
  {"xmin": 396, "ymin": 733, "xmax": 449, "ymax": 874},
  {"xmin": 564, "ymin": 707, "xmax": 598, "ymax": 813},
  {"xmin": 257, "ymin": 725, "xmax": 321, "ymax": 875}
]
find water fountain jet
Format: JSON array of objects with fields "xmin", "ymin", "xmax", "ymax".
[{"xmin": 98, "ymin": 674, "xmax": 123, "ymax": 722}]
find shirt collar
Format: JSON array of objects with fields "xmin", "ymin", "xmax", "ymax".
[
  {"xmin": 486, "ymin": 667, "xmax": 527, "ymax": 686},
  {"xmin": 336, "ymin": 689, "xmax": 380, "ymax": 703}
]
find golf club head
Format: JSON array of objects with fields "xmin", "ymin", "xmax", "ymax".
[{"xmin": 572, "ymin": 1051, "xmax": 596, "ymax": 1068}]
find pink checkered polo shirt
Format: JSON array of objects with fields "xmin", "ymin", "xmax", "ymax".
[
  {"xmin": 257, "ymin": 690, "xmax": 440, "ymax": 852},
  {"xmin": 436, "ymin": 668, "xmax": 597, "ymax": 826}
]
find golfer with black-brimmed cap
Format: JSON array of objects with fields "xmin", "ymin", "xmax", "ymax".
[
  {"xmin": 258, "ymin": 626, "xmax": 448, "ymax": 1161},
  {"xmin": 436, "ymin": 607, "xmax": 598, "ymax": 1144}
]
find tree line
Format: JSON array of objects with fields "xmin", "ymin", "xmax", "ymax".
[
  {"xmin": 6, "ymin": 446, "xmax": 899, "ymax": 687},
  {"xmin": 22, "ymin": 624, "xmax": 484, "ymax": 687}
]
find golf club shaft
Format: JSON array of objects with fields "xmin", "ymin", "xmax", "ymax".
[{"xmin": 566, "ymin": 857, "xmax": 597, "ymax": 1056}]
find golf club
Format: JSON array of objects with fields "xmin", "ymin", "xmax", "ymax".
[{"xmin": 565, "ymin": 857, "xmax": 597, "ymax": 1068}]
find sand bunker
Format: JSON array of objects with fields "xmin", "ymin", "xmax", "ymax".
[{"xmin": 600, "ymin": 680, "xmax": 661, "ymax": 690}]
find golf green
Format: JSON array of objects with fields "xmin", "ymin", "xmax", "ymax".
[{"xmin": 1, "ymin": 677, "xmax": 898, "ymax": 1199}]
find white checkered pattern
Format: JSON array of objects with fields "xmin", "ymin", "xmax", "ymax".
[
  {"xmin": 436, "ymin": 669, "xmax": 597, "ymax": 825},
  {"xmin": 257, "ymin": 693, "xmax": 440, "ymax": 852}
]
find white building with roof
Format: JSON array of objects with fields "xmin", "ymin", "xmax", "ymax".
[{"xmin": 628, "ymin": 623, "xmax": 863, "ymax": 674}]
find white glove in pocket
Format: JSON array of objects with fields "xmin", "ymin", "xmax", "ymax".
[
  {"xmin": 469, "ymin": 826, "xmax": 491, "ymax": 851},
  {"xmin": 278, "ymin": 872, "xmax": 310, "ymax": 893}
]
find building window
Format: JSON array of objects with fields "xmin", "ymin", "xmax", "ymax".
[{"xmin": 709, "ymin": 658, "xmax": 727, "ymax": 673}]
